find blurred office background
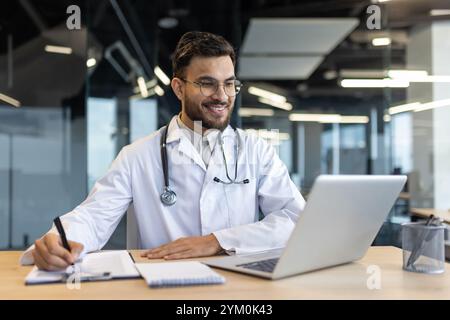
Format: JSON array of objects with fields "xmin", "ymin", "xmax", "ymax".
[{"xmin": 1, "ymin": 0, "xmax": 449, "ymax": 250}]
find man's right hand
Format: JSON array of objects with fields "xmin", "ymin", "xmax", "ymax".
[{"xmin": 32, "ymin": 233, "xmax": 84, "ymax": 271}]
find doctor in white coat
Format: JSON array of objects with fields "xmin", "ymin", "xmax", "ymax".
[{"xmin": 24, "ymin": 31, "xmax": 305, "ymax": 271}]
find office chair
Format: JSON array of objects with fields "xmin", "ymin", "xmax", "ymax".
[{"xmin": 126, "ymin": 203, "xmax": 141, "ymax": 249}]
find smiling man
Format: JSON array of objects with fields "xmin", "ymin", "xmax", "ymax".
[{"xmin": 22, "ymin": 31, "xmax": 305, "ymax": 271}]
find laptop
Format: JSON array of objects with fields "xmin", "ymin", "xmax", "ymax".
[{"xmin": 204, "ymin": 175, "xmax": 407, "ymax": 280}]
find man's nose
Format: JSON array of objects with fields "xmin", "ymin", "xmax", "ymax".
[{"xmin": 211, "ymin": 84, "xmax": 228, "ymax": 100}]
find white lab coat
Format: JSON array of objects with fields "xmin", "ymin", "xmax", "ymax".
[{"xmin": 20, "ymin": 116, "xmax": 305, "ymax": 264}]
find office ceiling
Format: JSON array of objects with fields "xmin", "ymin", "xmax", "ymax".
[{"xmin": 1, "ymin": 0, "xmax": 450, "ymax": 111}]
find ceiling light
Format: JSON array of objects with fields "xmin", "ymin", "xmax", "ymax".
[
  {"xmin": 339, "ymin": 69, "xmax": 385, "ymax": 78},
  {"xmin": 158, "ymin": 17, "xmax": 178, "ymax": 29},
  {"xmin": 258, "ymin": 97, "xmax": 292, "ymax": 111},
  {"xmin": 248, "ymin": 87, "xmax": 286, "ymax": 104},
  {"xmin": 154, "ymin": 85, "xmax": 165, "ymax": 96},
  {"xmin": 320, "ymin": 116, "xmax": 369, "ymax": 124},
  {"xmin": 86, "ymin": 58, "xmax": 97, "ymax": 68},
  {"xmin": 388, "ymin": 102, "xmax": 421, "ymax": 115},
  {"xmin": 289, "ymin": 113, "xmax": 369, "ymax": 124},
  {"xmin": 245, "ymin": 129, "xmax": 290, "ymax": 141},
  {"xmin": 372, "ymin": 37, "xmax": 391, "ymax": 46},
  {"xmin": 45, "ymin": 45, "xmax": 72, "ymax": 55},
  {"xmin": 154, "ymin": 66, "xmax": 171, "ymax": 85},
  {"xmin": 323, "ymin": 70, "xmax": 337, "ymax": 80},
  {"xmin": 137, "ymin": 77, "xmax": 149, "ymax": 98},
  {"xmin": 289, "ymin": 113, "xmax": 341, "ymax": 122},
  {"xmin": 414, "ymin": 98, "xmax": 450, "ymax": 113},
  {"xmin": 0, "ymin": 93, "xmax": 21, "ymax": 107},
  {"xmin": 239, "ymin": 108, "xmax": 274, "ymax": 117},
  {"xmin": 388, "ymin": 70, "xmax": 428, "ymax": 80},
  {"xmin": 341, "ymin": 78, "xmax": 409, "ymax": 88},
  {"xmin": 410, "ymin": 75, "xmax": 450, "ymax": 83},
  {"xmin": 430, "ymin": 9, "xmax": 450, "ymax": 16}
]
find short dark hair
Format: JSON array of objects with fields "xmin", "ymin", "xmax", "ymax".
[{"xmin": 172, "ymin": 31, "xmax": 235, "ymax": 78}]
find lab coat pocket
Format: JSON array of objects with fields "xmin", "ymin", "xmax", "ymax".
[{"xmin": 223, "ymin": 179, "xmax": 258, "ymax": 227}]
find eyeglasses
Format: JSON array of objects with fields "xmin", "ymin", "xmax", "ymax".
[{"xmin": 180, "ymin": 78, "xmax": 243, "ymax": 97}]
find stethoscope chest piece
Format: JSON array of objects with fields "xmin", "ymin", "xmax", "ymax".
[{"xmin": 160, "ymin": 187, "xmax": 177, "ymax": 206}]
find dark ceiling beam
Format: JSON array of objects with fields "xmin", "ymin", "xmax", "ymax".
[
  {"xmin": 92, "ymin": 0, "xmax": 110, "ymax": 28},
  {"xmin": 109, "ymin": 0, "xmax": 153, "ymax": 78},
  {"xmin": 122, "ymin": 0, "xmax": 158, "ymax": 71},
  {"xmin": 19, "ymin": 0, "xmax": 47, "ymax": 32}
]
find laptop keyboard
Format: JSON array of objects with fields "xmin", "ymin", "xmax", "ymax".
[{"xmin": 236, "ymin": 258, "xmax": 279, "ymax": 273}]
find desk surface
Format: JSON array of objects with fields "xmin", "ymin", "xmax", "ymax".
[
  {"xmin": 1, "ymin": 247, "xmax": 449, "ymax": 300},
  {"xmin": 410, "ymin": 208, "xmax": 450, "ymax": 224}
]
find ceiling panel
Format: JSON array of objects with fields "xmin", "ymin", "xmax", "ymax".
[
  {"xmin": 238, "ymin": 56, "xmax": 323, "ymax": 80},
  {"xmin": 241, "ymin": 18, "xmax": 359, "ymax": 54}
]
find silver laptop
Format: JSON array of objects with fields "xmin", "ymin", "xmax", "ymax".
[{"xmin": 204, "ymin": 175, "xmax": 407, "ymax": 280}]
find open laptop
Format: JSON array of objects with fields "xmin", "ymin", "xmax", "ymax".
[{"xmin": 204, "ymin": 175, "xmax": 407, "ymax": 280}]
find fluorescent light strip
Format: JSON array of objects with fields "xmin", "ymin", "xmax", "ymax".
[
  {"xmin": 289, "ymin": 113, "xmax": 368, "ymax": 124},
  {"xmin": 339, "ymin": 69, "xmax": 450, "ymax": 83},
  {"xmin": 245, "ymin": 129, "xmax": 290, "ymax": 141},
  {"xmin": 339, "ymin": 69, "xmax": 386, "ymax": 78},
  {"xmin": 388, "ymin": 99, "xmax": 450, "ymax": 115},
  {"xmin": 410, "ymin": 75, "xmax": 450, "ymax": 83},
  {"xmin": 414, "ymin": 98, "xmax": 450, "ymax": 113},
  {"xmin": 341, "ymin": 78, "xmax": 409, "ymax": 88},
  {"xmin": 45, "ymin": 45, "xmax": 72, "ymax": 55},
  {"xmin": 289, "ymin": 113, "xmax": 341, "ymax": 122},
  {"xmin": 388, "ymin": 70, "xmax": 428, "ymax": 80},
  {"xmin": 248, "ymin": 87, "xmax": 286, "ymax": 103},
  {"xmin": 130, "ymin": 89, "xmax": 155, "ymax": 100},
  {"xmin": 258, "ymin": 97, "xmax": 293, "ymax": 111},
  {"xmin": 154, "ymin": 66, "xmax": 171, "ymax": 85},
  {"xmin": 320, "ymin": 116, "xmax": 369, "ymax": 124},
  {"xmin": 0, "ymin": 93, "xmax": 21, "ymax": 107},
  {"xmin": 133, "ymin": 78, "xmax": 158, "ymax": 94},
  {"xmin": 154, "ymin": 85, "xmax": 165, "ymax": 96},
  {"xmin": 137, "ymin": 77, "xmax": 149, "ymax": 98},
  {"xmin": 372, "ymin": 37, "xmax": 391, "ymax": 46},
  {"xmin": 384, "ymin": 114, "xmax": 391, "ymax": 122},
  {"xmin": 388, "ymin": 102, "xmax": 421, "ymax": 115},
  {"xmin": 239, "ymin": 108, "xmax": 274, "ymax": 117},
  {"xmin": 430, "ymin": 9, "xmax": 450, "ymax": 16}
]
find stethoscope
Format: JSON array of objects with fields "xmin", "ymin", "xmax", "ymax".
[{"xmin": 159, "ymin": 124, "xmax": 250, "ymax": 206}]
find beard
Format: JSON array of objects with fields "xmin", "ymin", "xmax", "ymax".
[{"xmin": 184, "ymin": 95, "xmax": 233, "ymax": 131}]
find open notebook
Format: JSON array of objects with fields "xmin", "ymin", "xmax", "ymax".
[
  {"xmin": 25, "ymin": 250, "xmax": 140, "ymax": 285},
  {"xmin": 135, "ymin": 261, "xmax": 225, "ymax": 288}
]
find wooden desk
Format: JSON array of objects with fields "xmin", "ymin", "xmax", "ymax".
[
  {"xmin": 0, "ymin": 247, "xmax": 449, "ymax": 300},
  {"xmin": 410, "ymin": 208, "xmax": 450, "ymax": 224}
]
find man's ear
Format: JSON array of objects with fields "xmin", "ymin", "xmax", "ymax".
[{"xmin": 171, "ymin": 78, "xmax": 183, "ymax": 101}]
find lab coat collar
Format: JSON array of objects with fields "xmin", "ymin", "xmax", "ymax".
[
  {"xmin": 165, "ymin": 115, "xmax": 235, "ymax": 144},
  {"xmin": 164, "ymin": 115, "xmax": 236, "ymax": 172}
]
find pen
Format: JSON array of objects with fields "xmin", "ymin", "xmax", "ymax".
[
  {"xmin": 53, "ymin": 216, "xmax": 73, "ymax": 261},
  {"xmin": 406, "ymin": 215, "xmax": 435, "ymax": 269}
]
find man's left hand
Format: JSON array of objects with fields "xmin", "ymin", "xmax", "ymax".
[{"xmin": 140, "ymin": 234, "xmax": 223, "ymax": 260}]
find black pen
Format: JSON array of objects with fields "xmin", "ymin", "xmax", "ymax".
[{"xmin": 53, "ymin": 216, "xmax": 72, "ymax": 256}]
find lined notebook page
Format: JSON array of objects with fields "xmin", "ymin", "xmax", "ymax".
[
  {"xmin": 135, "ymin": 261, "xmax": 225, "ymax": 288},
  {"xmin": 25, "ymin": 250, "xmax": 139, "ymax": 285}
]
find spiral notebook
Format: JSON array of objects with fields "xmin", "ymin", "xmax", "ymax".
[{"xmin": 135, "ymin": 261, "xmax": 225, "ymax": 288}]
